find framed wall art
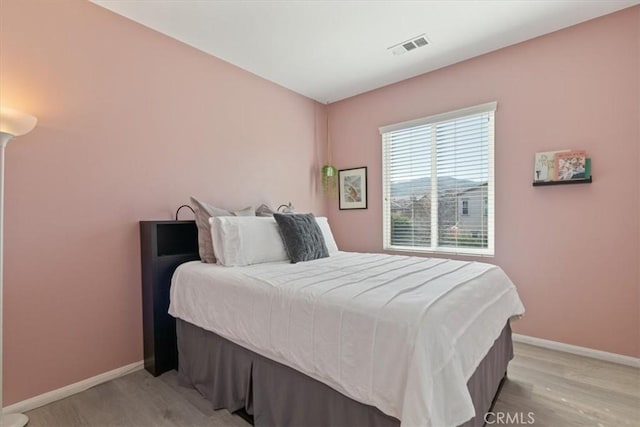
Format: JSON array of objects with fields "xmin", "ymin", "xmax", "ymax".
[{"xmin": 338, "ymin": 167, "xmax": 367, "ymax": 210}]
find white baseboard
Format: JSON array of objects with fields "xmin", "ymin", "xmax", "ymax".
[
  {"xmin": 513, "ymin": 334, "xmax": 640, "ymax": 368},
  {"xmin": 4, "ymin": 335, "xmax": 638, "ymax": 414},
  {"xmin": 3, "ymin": 360, "xmax": 144, "ymax": 414}
]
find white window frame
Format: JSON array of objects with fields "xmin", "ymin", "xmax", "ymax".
[{"xmin": 380, "ymin": 102, "xmax": 496, "ymax": 257}]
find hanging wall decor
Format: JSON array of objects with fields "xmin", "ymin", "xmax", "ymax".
[
  {"xmin": 338, "ymin": 167, "xmax": 368, "ymax": 210},
  {"xmin": 533, "ymin": 149, "xmax": 592, "ymax": 186}
]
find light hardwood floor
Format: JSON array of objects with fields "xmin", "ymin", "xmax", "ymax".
[{"xmin": 24, "ymin": 342, "xmax": 639, "ymax": 427}]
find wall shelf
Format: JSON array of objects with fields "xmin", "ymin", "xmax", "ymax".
[{"xmin": 532, "ymin": 177, "xmax": 592, "ymax": 187}]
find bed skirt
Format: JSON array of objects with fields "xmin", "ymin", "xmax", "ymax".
[{"xmin": 176, "ymin": 319, "xmax": 513, "ymax": 427}]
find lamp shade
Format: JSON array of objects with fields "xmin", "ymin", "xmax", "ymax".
[{"xmin": 0, "ymin": 106, "xmax": 37, "ymax": 137}]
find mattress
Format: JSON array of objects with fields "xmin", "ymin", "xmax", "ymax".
[{"xmin": 169, "ymin": 252, "xmax": 524, "ymax": 427}]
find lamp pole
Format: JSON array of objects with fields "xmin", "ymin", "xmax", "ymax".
[
  {"xmin": 0, "ymin": 106, "xmax": 37, "ymax": 427},
  {"xmin": 0, "ymin": 133, "xmax": 28, "ymax": 427}
]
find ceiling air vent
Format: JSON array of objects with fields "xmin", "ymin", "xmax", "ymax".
[{"xmin": 389, "ymin": 34, "xmax": 429, "ymax": 56}]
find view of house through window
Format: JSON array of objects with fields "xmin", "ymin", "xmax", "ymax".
[
  {"xmin": 381, "ymin": 103, "xmax": 495, "ymax": 256},
  {"xmin": 462, "ymin": 199, "xmax": 469, "ymax": 215}
]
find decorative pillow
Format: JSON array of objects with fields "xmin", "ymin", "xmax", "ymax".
[
  {"xmin": 234, "ymin": 206, "xmax": 255, "ymax": 216},
  {"xmin": 255, "ymin": 204, "xmax": 276, "ymax": 217},
  {"xmin": 210, "ymin": 216, "xmax": 288, "ymax": 266},
  {"xmin": 273, "ymin": 213, "xmax": 329, "ymax": 263},
  {"xmin": 315, "ymin": 217, "xmax": 339, "ymax": 255},
  {"xmin": 190, "ymin": 196, "xmax": 254, "ymax": 263}
]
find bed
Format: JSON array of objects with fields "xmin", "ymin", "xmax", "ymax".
[{"xmin": 168, "ymin": 251, "xmax": 525, "ymax": 427}]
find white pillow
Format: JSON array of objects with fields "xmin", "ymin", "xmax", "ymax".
[
  {"xmin": 210, "ymin": 216, "xmax": 288, "ymax": 266},
  {"xmin": 315, "ymin": 217, "xmax": 339, "ymax": 255}
]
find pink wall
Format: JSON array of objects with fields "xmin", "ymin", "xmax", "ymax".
[
  {"xmin": 328, "ymin": 7, "xmax": 640, "ymax": 358},
  {"xmin": 0, "ymin": 0, "xmax": 326, "ymax": 404}
]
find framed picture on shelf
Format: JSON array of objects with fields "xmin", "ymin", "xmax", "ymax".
[
  {"xmin": 532, "ymin": 149, "xmax": 592, "ymax": 186},
  {"xmin": 555, "ymin": 150, "xmax": 587, "ymax": 180},
  {"xmin": 534, "ymin": 150, "xmax": 569, "ymax": 182},
  {"xmin": 338, "ymin": 167, "xmax": 367, "ymax": 210}
]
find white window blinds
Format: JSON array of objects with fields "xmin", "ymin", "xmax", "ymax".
[{"xmin": 381, "ymin": 102, "xmax": 496, "ymax": 256}]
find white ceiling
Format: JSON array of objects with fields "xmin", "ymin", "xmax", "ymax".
[{"xmin": 91, "ymin": 0, "xmax": 639, "ymax": 103}]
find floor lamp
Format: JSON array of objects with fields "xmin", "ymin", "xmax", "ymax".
[{"xmin": 0, "ymin": 106, "xmax": 37, "ymax": 427}]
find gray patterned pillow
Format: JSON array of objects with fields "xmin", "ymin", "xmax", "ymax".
[
  {"xmin": 190, "ymin": 197, "xmax": 254, "ymax": 263},
  {"xmin": 273, "ymin": 213, "xmax": 329, "ymax": 263}
]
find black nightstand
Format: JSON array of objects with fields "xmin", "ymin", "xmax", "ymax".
[{"xmin": 140, "ymin": 220, "xmax": 199, "ymax": 376}]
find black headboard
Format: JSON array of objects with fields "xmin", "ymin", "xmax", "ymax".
[{"xmin": 140, "ymin": 220, "xmax": 200, "ymax": 376}]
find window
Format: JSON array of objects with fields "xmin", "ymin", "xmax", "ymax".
[{"xmin": 381, "ymin": 102, "xmax": 495, "ymax": 256}]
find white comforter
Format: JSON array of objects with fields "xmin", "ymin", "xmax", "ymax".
[{"xmin": 169, "ymin": 252, "xmax": 525, "ymax": 427}]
